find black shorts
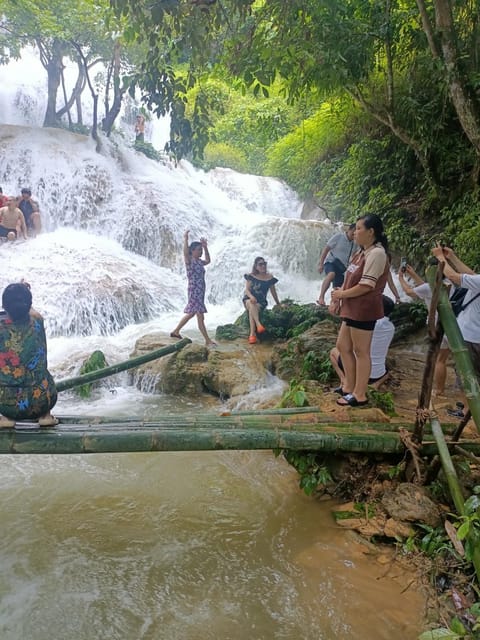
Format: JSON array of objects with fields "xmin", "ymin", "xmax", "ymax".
[
  {"xmin": 324, "ymin": 259, "xmax": 345, "ymax": 288},
  {"xmin": 343, "ymin": 317, "xmax": 377, "ymax": 331},
  {"xmin": 0, "ymin": 225, "xmax": 16, "ymax": 238}
]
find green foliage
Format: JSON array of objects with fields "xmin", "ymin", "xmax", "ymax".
[
  {"xmin": 282, "ymin": 449, "xmax": 333, "ymax": 496},
  {"xmin": 367, "ymin": 388, "xmax": 396, "ymax": 417},
  {"xmin": 76, "ymin": 349, "xmax": 108, "ymax": 398},
  {"xmin": 202, "ymin": 142, "xmax": 248, "ymax": 173},
  {"xmin": 278, "ymin": 379, "xmax": 309, "ymax": 409},
  {"xmin": 442, "ymin": 193, "xmax": 480, "ymax": 273},
  {"xmin": 301, "ymin": 350, "xmax": 335, "ymax": 384},
  {"xmin": 133, "ymin": 140, "xmax": 163, "ymax": 161},
  {"xmin": 455, "ymin": 486, "xmax": 480, "ymax": 565}
]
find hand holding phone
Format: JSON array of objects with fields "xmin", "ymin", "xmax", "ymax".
[{"xmin": 400, "ymin": 257, "xmax": 408, "ymax": 273}]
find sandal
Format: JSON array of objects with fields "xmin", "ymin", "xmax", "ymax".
[
  {"xmin": 248, "ymin": 335, "xmax": 257, "ymax": 344},
  {"xmin": 0, "ymin": 416, "xmax": 15, "ymax": 428},
  {"xmin": 170, "ymin": 332, "xmax": 183, "ymax": 339},
  {"xmin": 336, "ymin": 394, "xmax": 369, "ymax": 407},
  {"xmin": 38, "ymin": 415, "xmax": 59, "ymax": 427},
  {"xmin": 333, "ymin": 386, "xmax": 349, "ymax": 395},
  {"xmin": 256, "ymin": 324, "xmax": 266, "ymax": 334}
]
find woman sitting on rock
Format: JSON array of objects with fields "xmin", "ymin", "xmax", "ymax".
[
  {"xmin": 0, "ymin": 282, "xmax": 58, "ymax": 427},
  {"xmin": 243, "ymin": 257, "xmax": 281, "ymax": 344}
]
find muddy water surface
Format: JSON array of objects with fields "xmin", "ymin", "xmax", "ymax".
[{"xmin": 0, "ymin": 450, "xmax": 425, "ymax": 639}]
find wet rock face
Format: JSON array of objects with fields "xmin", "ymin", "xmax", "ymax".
[
  {"xmin": 130, "ymin": 335, "xmax": 272, "ymax": 399},
  {"xmin": 381, "ymin": 483, "xmax": 441, "ymax": 527}
]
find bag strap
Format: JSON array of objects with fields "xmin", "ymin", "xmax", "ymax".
[{"xmin": 460, "ymin": 291, "xmax": 480, "ymax": 313}]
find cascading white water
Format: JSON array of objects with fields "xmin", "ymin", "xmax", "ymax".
[
  {"xmin": 0, "ymin": 111, "xmax": 335, "ymax": 414},
  {"xmin": 0, "ymin": 50, "xmax": 426, "ymax": 640}
]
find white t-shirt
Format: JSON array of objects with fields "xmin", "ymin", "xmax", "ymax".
[
  {"xmin": 370, "ymin": 316, "xmax": 395, "ymax": 378},
  {"xmin": 457, "ymin": 274, "xmax": 480, "ymax": 343}
]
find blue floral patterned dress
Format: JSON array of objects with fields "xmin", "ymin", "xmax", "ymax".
[
  {"xmin": 184, "ymin": 258, "xmax": 208, "ymax": 314},
  {"xmin": 0, "ymin": 312, "xmax": 57, "ymax": 420}
]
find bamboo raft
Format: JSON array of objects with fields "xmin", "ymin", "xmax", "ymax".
[{"xmin": 0, "ymin": 409, "xmax": 478, "ymax": 455}]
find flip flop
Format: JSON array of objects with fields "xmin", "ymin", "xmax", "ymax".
[
  {"xmin": 248, "ymin": 335, "xmax": 257, "ymax": 344},
  {"xmin": 256, "ymin": 324, "xmax": 266, "ymax": 334},
  {"xmin": 336, "ymin": 394, "xmax": 369, "ymax": 407},
  {"xmin": 170, "ymin": 332, "xmax": 183, "ymax": 339},
  {"xmin": 333, "ymin": 386, "xmax": 349, "ymax": 395}
]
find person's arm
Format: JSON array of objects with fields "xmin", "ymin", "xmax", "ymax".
[
  {"xmin": 386, "ymin": 271, "xmax": 401, "ymax": 303},
  {"xmin": 183, "ymin": 230, "xmax": 191, "ymax": 265},
  {"xmin": 431, "ymin": 246, "xmax": 462, "ymax": 285},
  {"xmin": 244, "ymin": 279, "xmax": 257, "ymax": 304},
  {"xmin": 404, "ymin": 264, "xmax": 424, "ymax": 286},
  {"xmin": 18, "ymin": 210, "xmax": 27, "ymax": 239},
  {"xmin": 398, "ymin": 271, "xmax": 419, "ymax": 298},
  {"xmin": 200, "ymin": 237, "xmax": 210, "ymax": 265},
  {"xmin": 441, "ymin": 246, "xmax": 475, "ymax": 275},
  {"xmin": 317, "ymin": 245, "xmax": 331, "ymax": 273},
  {"xmin": 332, "ymin": 283, "xmax": 371, "ymax": 300},
  {"xmin": 269, "ymin": 284, "xmax": 281, "ymax": 306}
]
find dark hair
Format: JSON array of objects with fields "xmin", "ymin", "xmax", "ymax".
[
  {"xmin": 252, "ymin": 256, "xmax": 266, "ymax": 275},
  {"xmin": 357, "ymin": 214, "xmax": 389, "ymax": 252},
  {"xmin": 21, "ymin": 188, "xmax": 31, "ymax": 195},
  {"xmin": 348, "ymin": 223, "xmax": 356, "ymax": 230},
  {"xmin": 189, "ymin": 241, "xmax": 202, "ymax": 255},
  {"xmin": 2, "ymin": 283, "xmax": 32, "ymax": 323},
  {"xmin": 382, "ymin": 295, "xmax": 395, "ymax": 317}
]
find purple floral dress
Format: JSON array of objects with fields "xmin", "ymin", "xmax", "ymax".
[{"xmin": 184, "ymin": 258, "xmax": 208, "ymax": 314}]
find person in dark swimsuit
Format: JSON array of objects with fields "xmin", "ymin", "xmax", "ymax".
[
  {"xmin": 243, "ymin": 256, "xmax": 281, "ymax": 344},
  {"xmin": 170, "ymin": 230, "xmax": 216, "ymax": 347}
]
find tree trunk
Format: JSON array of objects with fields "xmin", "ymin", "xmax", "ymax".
[
  {"xmin": 56, "ymin": 58, "xmax": 85, "ymax": 121},
  {"xmin": 433, "ymin": 0, "xmax": 480, "ymax": 156},
  {"xmin": 42, "ymin": 39, "xmax": 65, "ymax": 128},
  {"xmin": 102, "ymin": 40, "xmax": 126, "ymax": 136}
]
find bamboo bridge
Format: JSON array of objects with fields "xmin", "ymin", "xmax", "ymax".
[{"xmin": 0, "ymin": 408, "xmax": 478, "ymax": 456}]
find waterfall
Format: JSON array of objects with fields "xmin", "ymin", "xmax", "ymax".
[{"xmin": 0, "ymin": 51, "xmax": 336, "ymax": 413}]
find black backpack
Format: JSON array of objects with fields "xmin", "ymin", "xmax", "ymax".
[{"xmin": 450, "ymin": 287, "xmax": 480, "ymax": 317}]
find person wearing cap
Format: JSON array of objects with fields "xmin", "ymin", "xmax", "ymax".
[
  {"xmin": 17, "ymin": 188, "xmax": 41, "ymax": 236},
  {"xmin": 0, "ymin": 196, "xmax": 28, "ymax": 241},
  {"xmin": 0, "ymin": 282, "xmax": 58, "ymax": 427}
]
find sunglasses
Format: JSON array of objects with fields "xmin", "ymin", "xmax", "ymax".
[{"xmin": 257, "ymin": 261, "xmax": 267, "ymax": 266}]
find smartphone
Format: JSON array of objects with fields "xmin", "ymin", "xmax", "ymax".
[{"xmin": 400, "ymin": 257, "xmax": 407, "ymax": 273}]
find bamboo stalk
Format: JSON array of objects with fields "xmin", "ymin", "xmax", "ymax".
[
  {"xmin": 427, "ymin": 266, "xmax": 480, "ymax": 433},
  {"xmin": 55, "ymin": 338, "xmax": 191, "ymax": 392},
  {"xmin": 430, "ymin": 411, "xmax": 480, "ymax": 583}
]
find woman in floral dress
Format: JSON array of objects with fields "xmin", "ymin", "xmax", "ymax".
[
  {"xmin": 0, "ymin": 282, "xmax": 58, "ymax": 427},
  {"xmin": 170, "ymin": 230, "xmax": 216, "ymax": 347}
]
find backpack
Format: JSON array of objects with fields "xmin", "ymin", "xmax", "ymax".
[{"xmin": 450, "ymin": 287, "xmax": 480, "ymax": 317}]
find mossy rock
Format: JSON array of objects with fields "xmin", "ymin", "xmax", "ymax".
[
  {"xmin": 76, "ymin": 349, "xmax": 109, "ymax": 398},
  {"xmin": 216, "ymin": 302, "xmax": 331, "ymax": 342}
]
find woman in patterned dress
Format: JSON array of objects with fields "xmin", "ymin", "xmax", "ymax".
[
  {"xmin": 243, "ymin": 257, "xmax": 281, "ymax": 344},
  {"xmin": 170, "ymin": 230, "xmax": 216, "ymax": 347},
  {"xmin": 0, "ymin": 282, "xmax": 58, "ymax": 427}
]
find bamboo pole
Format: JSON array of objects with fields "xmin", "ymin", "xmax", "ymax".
[
  {"xmin": 429, "ymin": 411, "xmax": 480, "ymax": 583},
  {"xmin": 413, "ymin": 263, "xmax": 445, "ymax": 444},
  {"xmin": 426, "ymin": 266, "xmax": 480, "ymax": 433},
  {"xmin": 55, "ymin": 338, "xmax": 191, "ymax": 392}
]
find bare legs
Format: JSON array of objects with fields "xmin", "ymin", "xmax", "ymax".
[
  {"xmin": 433, "ymin": 348, "xmax": 450, "ymax": 396},
  {"xmin": 336, "ymin": 322, "xmax": 373, "ymax": 402},
  {"xmin": 171, "ymin": 312, "xmax": 216, "ymax": 346},
  {"xmin": 317, "ymin": 272, "xmax": 335, "ymax": 305},
  {"xmin": 245, "ymin": 300, "xmax": 265, "ymax": 340}
]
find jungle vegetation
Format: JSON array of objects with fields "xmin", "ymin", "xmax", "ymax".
[{"xmin": 2, "ymin": 0, "xmax": 480, "ymax": 266}]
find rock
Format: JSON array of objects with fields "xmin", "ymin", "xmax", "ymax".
[
  {"xmin": 381, "ymin": 483, "xmax": 441, "ymax": 527},
  {"xmin": 129, "ymin": 334, "xmax": 273, "ymax": 398},
  {"xmin": 384, "ymin": 518, "xmax": 415, "ymax": 539}
]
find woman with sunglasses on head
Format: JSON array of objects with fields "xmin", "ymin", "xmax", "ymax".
[
  {"xmin": 330, "ymin": 214, "xmax": 389, "ymax": 407},
  {"xmin": 243, "ymin": 257, "xmax": 281, "ymax": 344}
]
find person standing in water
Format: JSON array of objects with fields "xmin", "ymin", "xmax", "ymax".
[{"xmin": 170, "ymin": 230, "xmax": 216, "ymax": 347}]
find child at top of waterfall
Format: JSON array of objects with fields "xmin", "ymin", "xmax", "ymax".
[{"xmin": 170, "ymin": 230, "xmax": 216, "ymax": 347}]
